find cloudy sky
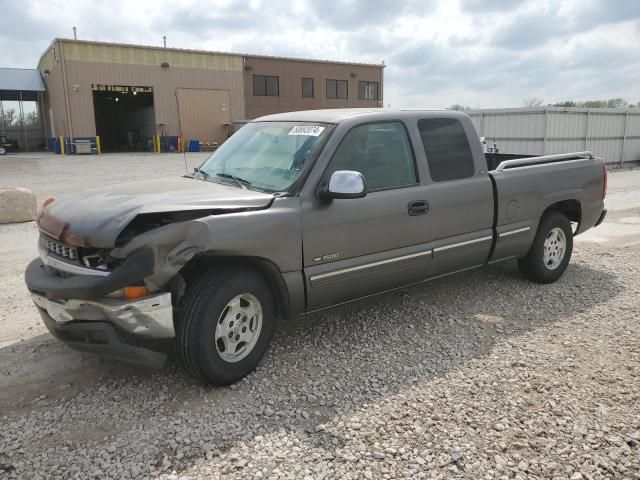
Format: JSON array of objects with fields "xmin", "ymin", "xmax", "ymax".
[{"xmin": 2, "ymin": 0, "xmax": 639, "ymax": 108}]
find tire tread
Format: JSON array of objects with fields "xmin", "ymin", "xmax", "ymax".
[
  {"xmin": 518, "ymin": 211, "xmax": 573, "ymax": 284},
  {"xmin": 176, "ymin": 266, "xmax": 274, "ymax": 384}
]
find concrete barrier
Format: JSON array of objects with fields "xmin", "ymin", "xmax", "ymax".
[{"xmin": 0, "ymin": 187, "xmax": 37, "ymax": 224}]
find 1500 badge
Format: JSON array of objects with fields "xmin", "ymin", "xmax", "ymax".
[{"xmin": 313, "ymin": 253, "xmax": 340, "ymax": 262}]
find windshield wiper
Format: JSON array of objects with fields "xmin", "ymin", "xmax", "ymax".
[{"xmin": 216, "ymin": 172, "xmax": 251, "ymax": 190}]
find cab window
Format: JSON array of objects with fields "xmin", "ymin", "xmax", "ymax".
[
  {"xmin": 327, "ymin": 122, "xmax": 417, "ymax": 190},
  {"xmin": 418, "ymin": 118, "xmax": 475, "ymax": 182}
]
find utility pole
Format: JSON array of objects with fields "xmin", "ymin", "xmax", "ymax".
[
  {"xmin": 73, "ymin": 27, "xmax": 77, "ymax": 40},
  {"xmin": 163, "ymin": 35, "xmax": 167, "ymax": 48}
]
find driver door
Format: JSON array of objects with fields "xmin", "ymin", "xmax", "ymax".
[{"xmin": 301, "ymin": 121, "xmax": 435, "ymax": 310}]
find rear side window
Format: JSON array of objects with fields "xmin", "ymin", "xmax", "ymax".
[{"xmin": 418, "ymin": 118, "xmax": 475, "ymax": 182}]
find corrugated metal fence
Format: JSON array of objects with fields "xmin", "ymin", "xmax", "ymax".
[{"xmin": 466, "ymin": 107, "xmax": 640, "ymax": 166}]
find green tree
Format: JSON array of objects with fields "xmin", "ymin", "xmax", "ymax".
[
  {"xmin": 550, "ymin": 101, "xmax": 577, "ymax": 107},
  {"xmin": 550, "ymin": 98, "xmax": 631, "ymax": 108},
  {"xmin": 1, "ymin": 108, "xmax": 17, "ymax": 127},
  {"xmin": 24, "ymin": 111, "xmax": 39, "ymax": 128}
]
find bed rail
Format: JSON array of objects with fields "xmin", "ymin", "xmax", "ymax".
[{"xmin": 494, "ymin": 151, "xmax": 599, "ymax": 172}]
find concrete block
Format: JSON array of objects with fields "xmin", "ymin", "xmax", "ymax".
[{"xmin": 0, "ymin": 187, "xmax": 37, "ymax": 224}]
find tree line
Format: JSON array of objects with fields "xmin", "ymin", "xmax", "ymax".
[
  {"xmin": 449, "ymin": 98, "xmax": 640, "ymax": 110},
  {"xmin": 522, "ymin": 98, "xmax": 640, "ymax": 108},
  {"xmin": 1, "ymin": 108, "xmax": 39, "ymax": 129}
]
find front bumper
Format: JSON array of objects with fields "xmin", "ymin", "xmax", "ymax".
[
  {"xmin": 37, "ymin": 308, "xmax": 167, "ymax": 368},
  {"xmin": 30, "ymin": 292, "xmax": 174, "ymax": 368},
  {"xmin": 25, "ymin": 247, "xmax": 175, "ymax": 368},
  {"xmin": 31, "ymin": 292, "xmax": 175, "ymax": 338}
]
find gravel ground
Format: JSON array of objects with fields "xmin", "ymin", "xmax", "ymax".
[{"xmin": 1, "ymin": 154, "xmax": 639, "ymax": 479}]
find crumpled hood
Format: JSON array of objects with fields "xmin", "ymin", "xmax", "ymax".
[{"xmin": 43, "ymin": 177, "xmax": 274, "ymax": 247}]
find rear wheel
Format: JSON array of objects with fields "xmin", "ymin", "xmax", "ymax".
[
  {"xmin": 0, "ymin": 146, "xmax": 6, "ymax": 155},
  {"xmin": 518, "ymin": 211, "xmax": 573, "ymax": 283},
  {"xmin": 176, "ymin": 267, "xmax": 275, "ymax": 385}
]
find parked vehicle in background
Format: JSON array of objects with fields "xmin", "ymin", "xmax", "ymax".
[
  {"xmin": 0, "ymin": 135, "xmax": 18, "ymax": 155},
  {"xmin": 25, "ymin": 109, "xmax": 607, "ymax": 384}
]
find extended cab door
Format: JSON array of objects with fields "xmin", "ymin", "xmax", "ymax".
[
  {"xmin": 415, "ymin": 117, "xmax": 494, "ymax": 275},
  {"xmin": 301, "ymin": 120, "xmax": 435, "ymax": 310}
]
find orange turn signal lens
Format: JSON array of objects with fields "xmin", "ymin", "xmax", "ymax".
[{"xmin": 124, "ymin": 286, "xmax": 150, "ymax": 299}]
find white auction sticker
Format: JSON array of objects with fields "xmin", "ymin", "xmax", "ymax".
[{"xmin": 288, "ymin": 125, "xmax": 325, "ymax": 136}]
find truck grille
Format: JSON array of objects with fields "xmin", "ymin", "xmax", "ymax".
[{"xmin": 42, "ymin": 236, "xmax": 78, "ymax": 261}]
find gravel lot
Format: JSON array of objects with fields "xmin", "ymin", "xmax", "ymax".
[{"xmin": 1, "ymin": 153, "xmax": 639, "ymax": 479}]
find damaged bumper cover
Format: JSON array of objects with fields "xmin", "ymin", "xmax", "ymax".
[
  {"xmin": 25, "ymin": 247, "xmax": 174, "ymax": 368},
  {"xmin": 37, "ymin": 310, "xmax": 168, "ymax": 368},
  {"xmin": 31, "ymin": 292, "xmax": 174, "ymax": 338}
]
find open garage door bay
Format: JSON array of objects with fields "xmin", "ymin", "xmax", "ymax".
[
  {"xmin": 92, "ymin": 85, "xmax": 155, "ymax": 152},
  {"xmin": 177, "ymin": 89, "xmax": 231, "ymax": 146}
]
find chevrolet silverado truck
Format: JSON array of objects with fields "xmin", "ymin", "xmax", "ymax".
[{"xmin": 25, "ymin": 109, "xmax": 607, "ymax": 385}]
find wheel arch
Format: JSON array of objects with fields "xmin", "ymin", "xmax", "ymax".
[
  {"xmin": 176, "ymin": 254, "xmax": 291, "ymax": 321},
  {"xmin": 542, "ymin": 199, "xmax": 581, "ymax": 228}
]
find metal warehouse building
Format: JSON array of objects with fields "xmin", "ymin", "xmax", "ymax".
[
  {"xmin": 37, "ymin": 38, "xmax": 384, "ymax": 153},
  {"xmin": 467, "ymin": 107, "xmax": 640, "ymax": 166}
]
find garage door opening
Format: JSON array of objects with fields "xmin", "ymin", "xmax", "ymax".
[{"xmin": 92, "ymin": 85, "xmax": 155, "ymax": 152}]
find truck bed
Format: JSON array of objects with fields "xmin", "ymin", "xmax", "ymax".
[{"xmin": 486, "ymin": 150, "xmax": 606, "ymax": 263}]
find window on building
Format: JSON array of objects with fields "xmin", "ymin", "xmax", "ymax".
[
  {"xmin": 358, "ymin": 81, "xmax": 379, "ymax": 100},
  {"xmin": 302, "ymin": 78, "xmax": 314, "ymax": 98},
  {"xmin": 418, "ymin": 118, "xmax": 475, "ymax": 182},
  {"xmin": 326, "ymin": 121, "xmax": 417, "ymax": 190},
  {"xmin": 326, "ymin": 79, "xmax": 348, "ymax": 99},
  {"xmin": 253, "ymin": 75, "xmax": 279, "ymax": 96}
]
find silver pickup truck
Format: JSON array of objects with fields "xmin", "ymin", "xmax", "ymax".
[{"xmin": 25, "ymin": 109, "xmax": 607, "ymax": 384}]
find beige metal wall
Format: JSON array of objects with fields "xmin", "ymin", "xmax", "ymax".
[
  {"xmin": 37, "ymin": 39, "xmax": 385, "ymax": 144},
  {"xmin": 243, "ymin": 56, "xmax": 384, "ymax": 118},
  {"xmin": 177, "ymin": 88, "xmax": 231, "ymax": 144},
  {"xmin": 39, "ymin": 46, "xmax": 67, "ymax": 138},
  {"xmin": 38, "ymin": 39, "xmax": 245, "ymax": 140}
]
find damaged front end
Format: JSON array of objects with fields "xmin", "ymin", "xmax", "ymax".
[{"xmin": 26, "ymin": 185, "xmax": 274, "ymax": 367}]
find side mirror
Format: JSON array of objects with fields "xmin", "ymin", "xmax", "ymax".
[{"xmin": 319, "ymin": 170, "xmax": 367, "ymax": 200}]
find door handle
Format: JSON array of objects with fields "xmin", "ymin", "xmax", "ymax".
[{"xmin": 408, "ymin": 200, "xmax": 429, "ymax": 216}]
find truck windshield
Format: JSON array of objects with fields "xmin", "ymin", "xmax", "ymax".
[{"xmin": 198, "ymin": 122, "xmax": 333, "ymax": 192}]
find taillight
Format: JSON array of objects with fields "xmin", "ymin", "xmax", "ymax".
[{"xmin": 602, "ymin": 165, "xmax": 608, "ymax": 200}]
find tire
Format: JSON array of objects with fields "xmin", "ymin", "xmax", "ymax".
[
  {"xmin": 176, "ymin": 266, "xmax": 275, "ymax": 385},
  {"xmin": 518, "ymin": 211, "xmax": 573, "ymax": 284},
  {"xmin": 0, "ymin": 147, "xmax": 6, "ymax": 155}
]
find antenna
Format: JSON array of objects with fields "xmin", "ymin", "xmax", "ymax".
[
  {"xmin": 175, "ymin": 89, "xmax": 188, "ymax": 174},
  {"xmin": 163, "ymin": 35, "xmax": 167, "ymax": 48},
  {"xmin": 73, "ymin": 27, "xmax": 77, "ymax": 40}
]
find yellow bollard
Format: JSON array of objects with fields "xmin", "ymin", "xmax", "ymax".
[
  {"xmin": 59, "ymin": 136, "xmax": 65, "ymax": 155},
  {"xmin": 96, "ymin": 136, "xmax": 101, "ymax": 155}
]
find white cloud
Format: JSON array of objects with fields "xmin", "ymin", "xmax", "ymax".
[{"xmin": 1, "ymin": 0, "xmax": 638, "ymax": 108}]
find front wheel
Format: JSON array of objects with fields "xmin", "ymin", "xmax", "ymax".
[
  {"xmin": 176, "ymin": 267, "xmax": 275, "ymax": 385},
  {"xmin": 518, "ymin": 211, "xmax": 573, "ymax": 283}
]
